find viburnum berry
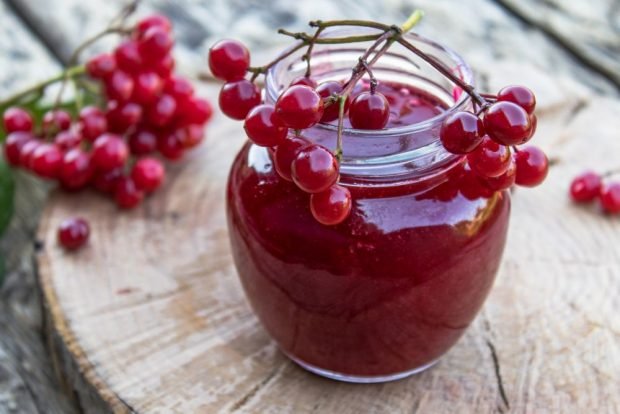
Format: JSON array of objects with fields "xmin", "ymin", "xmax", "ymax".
[
  {"xmin": 135, "ymin": 14, "xmax": 172, "ymax": 38},
  {"xmin": 349, "ymin": 91, "xmax": 390, "ymax": 130},
  {"xmin": 484, "ymin": 160, "xmax": 516, "ymax": 191},
  {"xmin": 114, "ymin": 40, "xmax": 143, "ymax": 73},
  {"xmin": 176, "ymin": 124, "xmax": 205, "ymax": 148},
  {"xmin": 274, "ymin": 136, "xmax": 310, "ymax": 181},
  {"xmin": 153, "ymin": 54, "xmax": 175, "ymax": 78},
  {"xmin": 114, "ymin": 177, "xmax": 144, "ymax": 209},
  {"xmin": 164, "ymin": 76, "xmax": 194, "ymax": 104},
  {"xmin": 310, "ymin": 184, "xmax": 352, "ymax": 225},
  {"xmin": 128, "ymin": 128, "xmax": 158, "ymax": 155},
  {"xmin": 600, "ymin": 183, "xmax": 620, "ymax": 214},
  {"xmin": 31, "ymin": 143, "xmax": 63, "ymax": 179},
  {"xmin": 4, "ymin": 131, "xmax": 32, "ymax": 166},
  {"xmin": 467, "ymin": 136, "xmax": 511, "ymax": 178},
  {"xmin": 290, "ymin": 76, "xmax": 317, "ymax": 88},
  {"xmin": 497, "ymin": 85, "xmax": 536, "ymax": 115},
  {"xmin": 138, "ymin": 27, "xmax": 174, "ymax": 62},
  {"xmin": 181, "ymin": 97, "xmax": 213, "ymax": 125},
  {"xmin": 92, "ymin": 168, "xmax": 123, "ymax": 194},
  {"xmin": 58, "ymin": 217, "xmax": 90, "ymax": 250},
  {"xmin": 79, "ymin": 106, "xmax": 108, "ymax": 142},
  {"xmin": 157, "ymin": 131, "xmax": 185, "ymax": 160},
  {"xmin": 291, "ymin": 144, "xmax": 339, "ymax": 193},
  {"xmin": 86, "ymin": 53, "xmax": 117, "ymax": 79},
  {"xmin": 59, "ymin": 148, "xmax": 94, "ymax": 191},
  {"xmin": 275, "ymin": 85, "xmax": 324, "ymax": 129},
  {"xmin": 440, "ymin": 111, "xmax": 484, "ymax": 154},
  {"xmin": 42, "ymin": 110, "xmax": 72, "ymax": 134},
  {"xmin": 209, "ymin": 39, "xmax": 250, "ymax": 81},
  {"xmin": 131, "ymin": 157, "xmax": 165, "ymax": 192},
  {"xmin": 146, "ymin": 94, "xmax": 177, "ymax": 127},
  {"xmin": 132, "ymin": 71, "xmax": 163, "ymax": 105},
  {"xmin": 569, "ymin": 171, "xmax": 602, "ymax": 203},
  {"xmin": 3, "ymin": 107, "xmax": 33, "ymax": 133},
  {"xmin": 316, "ymin": 81, "xmax": 349, "ymax": 122},
  {"xmin": 219, "ymin": 80, "xmax": 261, "ymax": 120},
  {"xmin": 244, "ymin": 104, "xmax": 287, "ymax": 147},
  {"xmin": 484, "ymin": 101, "xmax": 533, "ymax": 146},
  {"xmin": 514, "ymin": 146, "xmax": 548, "ymax": 187},
  {"xmin": 459, "ymin": 166, "xmax": 495, "ymax": 200},
  {"xmin": 106, "ymin": 101, "xmax": 143, "ymax": 133},
  {"xmin": 54, "ymin": 130, "xmax": 82, "ymax": 151},
  {"xmin": 92, "ymin": 133, "xmax": 129, "ymax": 171},
  {"xmin": 105, "ymin": 70, "xmax": 135, "ymax": 102},
  {"xmin": 19, "ymin": 139, "xmax": 42, "ymax": 169}
]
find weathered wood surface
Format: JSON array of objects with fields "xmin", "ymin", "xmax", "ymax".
[{"xmin": 1, "ymin": 0, "xmax": 619, "ymax": 413}]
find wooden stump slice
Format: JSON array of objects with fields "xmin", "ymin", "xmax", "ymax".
[{"xmin": 37, "ymin": 77, "xmax": 620, "ymax": 413}]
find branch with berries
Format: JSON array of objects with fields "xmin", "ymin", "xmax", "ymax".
[{"xmin": 209, "ymin": 11, "xmax": 549, "ymax": 226}]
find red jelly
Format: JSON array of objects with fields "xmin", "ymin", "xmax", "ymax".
[{"xmin": 227, "ymin": 34, "xmax": 511, "ymax": 382}]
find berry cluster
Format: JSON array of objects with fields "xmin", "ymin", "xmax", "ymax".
[
  {"xmin": 440, "ymin": 85, "xmax": 548, "ymax": 191},
  {"xmin": 2, "ymin": 14, "xmax": 213, "ymax": 250},
  {"xmin": 570, "ymin": 171, "xmax": 620, "ymax": 214}
]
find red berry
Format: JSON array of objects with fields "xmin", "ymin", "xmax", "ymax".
[
  {"xmin": 3, "ymin": 107, "xmax": 33, "ymax": 133},
  {"xmin": 54, "ymin": 130, "xmax": 82, "ymax": 151},
  {"xmin": 176, "ymin": 124, "xmax": 205, "ymax": 148},
  {"xmin": 106, "ymin": 71, "xmax": 135, "ymax": 102},
  {"xmin": 157, "ymin": 132, "xmax": 184, "ymax": 160},
  {"xmin": 459, "ymin": 166, "xmax": 495, "ymax": 200},
  {"xmin": 114, "ymin": 177, "xmax": 144, "ymax": 209},
  {"xmin": 131, "ymin": 157, "xmax": 165, "ymax": 192},
  {"xmin": 164, "ymin": 76, "xmax": 194, "ymax": 104},
  {"xmin": 291, "ymin": 144, "xmax": 339, "ymax": 193},
  {"xmin": 128, "ymin": 128, "xmax": 158, "ymax": 155},
  {"xmin": 138, "ymin": 27, "xmax": 173, "ymax": 62},
  {"xmin": 92, "ymin": 168, "xmax": 123, "ymax": 194},
  {"xmin": 219, "ymin": 80, "xmax": 261, "ymax": 120},
  {"xmin": 31, "ymin": 144, "xmax": 63, "ymax": 179},
  {"xmin": 42, "ymin": 110, "xmax": 72, "ymax": 134},
  {"xmin": 19, "ymin": 139, "xmax": 42, "ymax": 169},
  {"xmin": 136, "ymin": 14, "xmax": 172, "ymax": 38},
  {"xmin": 243, "ymin": 104, "xmax": 287, "ymax": 147},
  {"xmin": 58, "ymin": 217, "xmax": 90, "ymax": 250},
  {"xmin": 4, "ymin": 132, "xmax": 32, "ymax": 166},
  {"xmin": 92, "ymin": 134, "xmax": 128, "ymax": 171},
  {"xmin": 467, "ymin": 136, "xmax": 511, "ymax": 178},
  {"xmin": 440, "ymin": 111, "xmax": 484, "ymax": 154},
  {"xmin": 290, "ymin": 76, "xmax": 317, "ymax": 88},
  {"xmin": 484, "ymin": 101, "xmax": 533, "ymax": 146},
  {"xmin": 86, "ymin": 53, "xmax": 116, "ymax": 79},
  {"xmin": 106, "ymin": 101, "xmax": 143, "ymax": 133},
  {"xmin": 274, "ymin": 136, "xmax": 310, "ymax": 181},
  {"xmin": 78, "ymin": 106, "xmax": 108, "ymax": 142},
  {"xmin": 569, "ymin": 171, "xmax": 602, "ymax": 203},
  {"xmin": 514, "ymin": 146, "xmax": 549, "ymax": 187},
  {"xmin": 349, "ymin": 91, "xmax": 390, "ymax": 130},
  {"xmin": 59, "ymin": 148, "xmax": 94, "ymax": 191},
  {"xmin": 484, "ymin": 160, "xmax": 516, "ymax": 191},
  {"xmin": 497, "ymin": 85, "xmax": 536, "ymax": 115},
  {"xmin": 114, "ymin": 40, "xmax": 143, "ymax": 73},
  {"xmin": 153, "ymin": 54, "xmax": 175, "ymax": 78},
  {"xmin": 181, "ymin": 97, "xmax": 212, "ymax": 125},
  {"xmin": 209, "ymin": 39, "xmax": 250, "ymax": 81},
  {"xmin": 275, "ymin": 85, "xmax": 324, "ymax": 129},
  {"xmin": 316, "ymin": 81, "xmax": 349, "ymax": 122},
  {"xmin": 310, "ymin": 184, "xmax": 352, "ymax": 225},
  {"xmin": 132, "ymin": 71, "xmax": 163, "ymax": 105},
  {"xmin": 146, "ymin": 94, "xmax": 177, "ymax": 127},
  {"xmin": 600, "ymin": 183, "xmax": 620, "ymax": 214}
]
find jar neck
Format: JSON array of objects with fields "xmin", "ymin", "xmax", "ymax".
[{"xmin": 265, "ymin": 29, "xmax": 475, "ymax": 187}]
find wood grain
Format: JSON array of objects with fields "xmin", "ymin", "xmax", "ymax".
[{"xmin": 1, "ymin": 0, "xmax": 618, "ymax": 412}]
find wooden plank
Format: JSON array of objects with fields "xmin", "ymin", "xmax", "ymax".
[
  {"xmin": 0, "ymin": 2, "xmax": 79, "ymax": 413},
  {"xmin": 4, "ymin": 0, "xmax": 619, "ymax": 412}
]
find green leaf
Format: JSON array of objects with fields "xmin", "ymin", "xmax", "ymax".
[{"xmin": 0, "ymin": 157, "xmax": 15, "ymax": 235}]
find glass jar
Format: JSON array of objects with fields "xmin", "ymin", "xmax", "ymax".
[{"xmin": 226, "ymin": 29, "xmax": 511, "ymax": 383}]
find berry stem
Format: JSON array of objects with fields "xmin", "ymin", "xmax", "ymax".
[
  {"xmin": 303, "ymin": 26, "xmax": 325, "ymax": 78},
  {"xmin": 334, "ymin": 95, "xmax": 347, "ymax": 161},
  {"xmin": 309, "ymin": 19, "xmax": 392, "ymax": 31}
]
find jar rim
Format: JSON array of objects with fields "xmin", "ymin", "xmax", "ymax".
[{"xmin": 265, "ymin": 30, "xmax": 475, "ymax": 138}]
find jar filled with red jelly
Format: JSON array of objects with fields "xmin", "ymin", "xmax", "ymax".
[{"xmin": 226, "ymin": 30, "xmax": 510, "ymax": 383}]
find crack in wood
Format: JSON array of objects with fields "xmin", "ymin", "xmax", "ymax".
[
  {"xmin": 491, "ymin": 0, "xmax": 620, "ymax": 92},
  {"xmin": 229, "ymin": 363, "xmax": 285, "ymax": 413},
  {"xmin": 486, "ymin": 339, "xmax": 510, "ymax": 412}
]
